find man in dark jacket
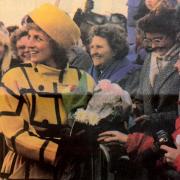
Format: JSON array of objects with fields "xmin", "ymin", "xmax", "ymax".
[{"xmin": 131, "ymin": 8, "xmax": 180, "ymax": 135}]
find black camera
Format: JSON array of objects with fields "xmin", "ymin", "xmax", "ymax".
[{"xmin": 153, "ymin": 130, "xmax": 174, "ymax": 155}]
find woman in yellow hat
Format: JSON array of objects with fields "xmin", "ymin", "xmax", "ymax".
[{"xmin": 0, "ymin": 3, "xmax": 95, "ymax": 179}]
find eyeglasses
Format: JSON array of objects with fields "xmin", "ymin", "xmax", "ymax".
[{"xmin": 143, "ymin": 35, "xmax": 168, "ymax": 46}]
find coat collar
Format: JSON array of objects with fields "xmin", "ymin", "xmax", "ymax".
[{"xmin": 153, "ymin": 44, "xmax": 180, "ymax": 93}]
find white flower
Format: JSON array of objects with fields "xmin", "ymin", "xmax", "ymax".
[
  {"xmin": 87, "ymin": 111, "xmax": 101, "ymax": 125},
  {"xmin": 74, "ymin": 109, "xmax": 88, "ymax": 124},
  {"xmin": 73, "ymin": 79, "xmax": 132, "ymax": 126},
  {"xmin": 74, "ymin": 109, "xmax": 101, "ymax": 126}
]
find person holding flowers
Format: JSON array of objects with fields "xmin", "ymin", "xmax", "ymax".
[{"xmin": 0, "ymin": 3, "xmax": 95, "ymax": 179}]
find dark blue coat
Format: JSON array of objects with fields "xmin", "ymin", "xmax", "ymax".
[{"xmin": 88, "ymin": 56, "xmax": 141, "ymax": 84}]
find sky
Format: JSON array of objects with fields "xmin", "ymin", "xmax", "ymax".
[{"xmin": 0, "ymin": 0, "xmax": 128, "ymax": 26}]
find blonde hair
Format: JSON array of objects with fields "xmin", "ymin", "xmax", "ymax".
[{"xmin": 0, "ymin": 32, "xmax": 12, "ymax": 76}]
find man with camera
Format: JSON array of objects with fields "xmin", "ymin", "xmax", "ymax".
[
  {"xmin": 98, "ymin": 7, "xmax": 180, "ymax": 179},
  {"xmin": 98, "ymin": 118, "xmax": 180, "ymax": 179},
  {"xmin": 130, "ymin": 7, "xmax": 180, "ymax": 136},
  {"xmin": 159, "ymin": 60, "xmax": 180, "ymax": 175}
]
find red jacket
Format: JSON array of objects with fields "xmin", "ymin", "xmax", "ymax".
[
  {"xmin": 126, "ymin": 117, "xmax": 180, "ymax": 172},
  {"xmin": 171, "ymin": 117, "xmax": 180, "ymax": 173}
]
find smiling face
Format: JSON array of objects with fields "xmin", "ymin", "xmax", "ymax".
[
  {"xmin": 89, "ymin": 36, "xmax": 114, "ymax": 67},
  {"xmin": 16, "ymin": 35, "xmax": 30, "ymax": 62},
  {"xmin": 27, "ymin": 29, "xmax": 56, "ymax": 67},
  {"xmin": 145, "ymin": 33, "xmax": 174, "ymax": 56}
]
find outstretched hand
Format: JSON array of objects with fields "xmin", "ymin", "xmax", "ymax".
[
  {"xmin": 98, "ymin": 131, "xmax": 128, "ymax": 143},
  {"xmin": 134, "ymin": 115, "xmax": 150, "ymax": 124}
]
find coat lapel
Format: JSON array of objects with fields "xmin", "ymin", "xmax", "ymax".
[
  {"xmin": 139, "ymin": 57, "xmax": 155, "ymax": 114},
  {"xmin": 141, "ymin": 56, "xmax": 154, "ymax": 96},
  {"xmin": 153, "ymin": 44, "xmax": 180, "ymax": 94}
]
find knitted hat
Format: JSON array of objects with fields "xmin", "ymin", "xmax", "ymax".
[{"xmin": 28, "ymin": 3, "xmax": 80, "ymax": 49}]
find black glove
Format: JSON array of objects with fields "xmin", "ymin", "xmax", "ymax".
[
  {"xmin": 54, "ymin": 133, "xmax": 91, "ymax": 180},
  {"xmin": 58, "ymin": 130, "xmax": 98, "ymax": 159}
]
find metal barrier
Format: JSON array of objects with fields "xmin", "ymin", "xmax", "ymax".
[
  {"xmin": 99, "ymin": 144, "xmax": 115, "ymax": 180},
  {"xmin": 98, "ymin": 142, "xmax": 139, "ymax": 180},
  {"xmin": 87, "ymin": 142, "xmax": 130, "ymax": 180}
]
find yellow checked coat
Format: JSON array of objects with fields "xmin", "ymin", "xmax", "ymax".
[{"xmin": 0, "ymin": 63, "xmax": 95, "ymax": 179}]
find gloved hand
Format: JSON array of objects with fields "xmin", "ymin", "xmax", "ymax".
[
  {"xmin": 54, "ymin": 132, "xmax": 92, "ymax": 180},
  {"xmin": 58, "ymin": 129, "xmax": 98, "ymax": 159}
]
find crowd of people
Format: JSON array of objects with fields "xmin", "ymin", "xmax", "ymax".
[{"xmin": 0, "ymin": 0, "xmax": 180, "ymax": 179}]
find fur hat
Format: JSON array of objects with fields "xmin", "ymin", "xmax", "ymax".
[
  {"xmin": 138, "ymin": 8, "xmax": 178, "ymax": 37},
  {"xmin": 28, "ymin": 3, "xmax": 80, "ymax": 49}
]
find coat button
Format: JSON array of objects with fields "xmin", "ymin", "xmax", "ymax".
[{"xmin": 38, "ymin": 85, "xmax": 44, "ymax": 91}]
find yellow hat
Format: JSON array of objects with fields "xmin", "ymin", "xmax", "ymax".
[{"xmin": 28, "ymin": 3, "xmax": 80, "ymax": 49}]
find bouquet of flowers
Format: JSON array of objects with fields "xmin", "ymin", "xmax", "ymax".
[
  {"xmin": 71, "ymin": 79, "xmax": 132, "ymax": 140},
  {"xmin": 57, "ymin": 80, "xmax": 132, "ymax": 179}
]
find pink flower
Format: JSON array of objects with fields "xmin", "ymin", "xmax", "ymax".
[
  {"xmin": 110, "ymin": 83, "xmax": 123, "ymax": 96},
  {"xmin": 97, "ymin": 79, "xmax": 123, "ymax": 96},
  {"xmin": 97, "ymin": 79, "xmax": 112, "ymax": 91}
]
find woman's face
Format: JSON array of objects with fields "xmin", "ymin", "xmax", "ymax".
[
  {"xmin": 16, "ymin": 36, "xmax": 30, "ymax": 62},
  {"xmin": 0, "ymin": 42, "xmax": 5, "ymax": 60},
  {"xmin": 27, "ymin": 29, "xmax": 55, "ymax": 66},
  {"xmin": 145, "ymin": 0, "xmax": 159, "ymax": 10},
  {"xmin": 89, "ymin": 36, "xmax": 114, "ymax": 67}
]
